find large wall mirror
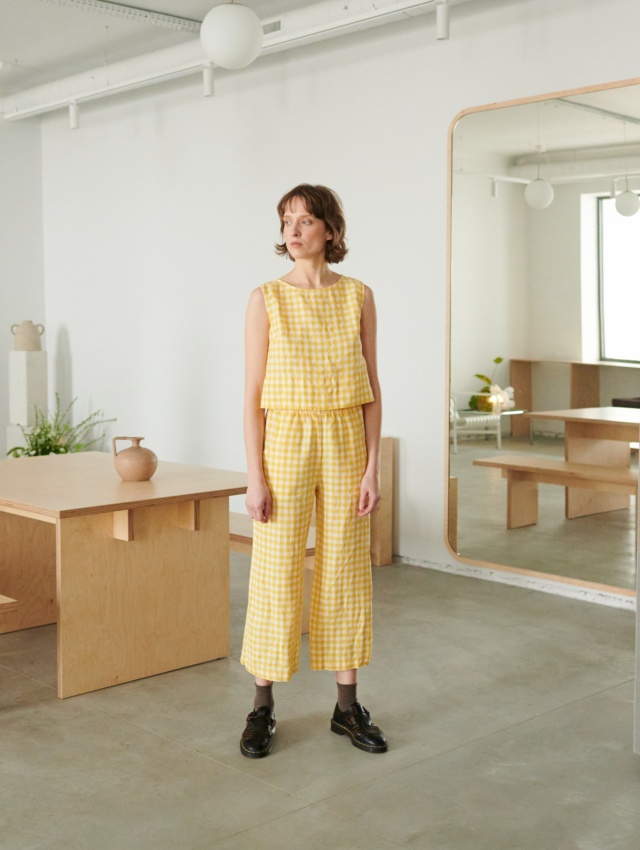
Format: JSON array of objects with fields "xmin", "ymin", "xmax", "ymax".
[{"xmin": 447, "ymin": 78, "xmax": 640, "ymax": 596}]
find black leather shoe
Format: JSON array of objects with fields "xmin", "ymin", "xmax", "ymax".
[
  {"xmin": 331, "ymin": 702, "xmax": 387, "ymax": 753},
  {"xmin": 240, "ymin": 706, "xmax": 276, "ymax": 759}
]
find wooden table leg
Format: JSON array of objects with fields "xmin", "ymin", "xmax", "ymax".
[
  {"xmin": 448, "ymin": 476, "xmax": 458, "ymax": 552},
  {"xmin": 506, "ymin": 472, "xmax": 538, "ymax": 529},
  {"xmin": 0, "ymin": 512, "xmax": 56, "ymax": 635},
  {"xmin": 56, "ymin": 498, "xmax": 230, "ymax": 698},
  {"xmin": 564, "ymin": 423, "xmax": 630, "ymax": 518}
]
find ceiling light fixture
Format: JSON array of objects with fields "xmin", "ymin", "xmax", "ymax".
[
  {"xmin": 525, "ymin": 106, "xmax": 554, "ymax": 209},
  {"xmin": 615, "ymin": 180, "xmax": 640, "ymax": 216},
  {"xmin": 436, "ymin": 0, "xmax": 450, "ymax": 40},
  {"xmin": 200, "ymin": 2, "xmax": 264, "ymax": 70},
  {"xmin": 524, "ymin": 176, "xmax": 554, "ymax": 209},
  {"xmin": 614, "ymin": 123, "xmax": 640, "ymax": 216}
]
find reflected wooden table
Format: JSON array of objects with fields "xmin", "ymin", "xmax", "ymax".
[
  {"xmin": 0, "ymin": 452, "xmax": 247, "ymax": 698},
  {"xmin": 525, "ymin": 407, "xmax": 640, "ymax": 518}
]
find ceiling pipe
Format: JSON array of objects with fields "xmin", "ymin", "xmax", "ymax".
[
  {"xmin": 37, "ymin": 0, "xmax": 201, "ymax": 32},
  {"xmin": 2, "ymin": 0, "xmax": 472, "ymax": 121},
  {"xmin": 460, "ymin": 167, "xmax": 640, "ymax": 187},
  {"xmin": 509, "ymin": 156, "xmax": 640, "ymax": 182}
]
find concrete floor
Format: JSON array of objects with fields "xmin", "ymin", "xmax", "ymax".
[
  {"xmin": 450, "ymin": 435, "xmax": 638, "ymax": 590},
  {"xmin": 1, "ymin": 552, "xmax": 639, "ymax": 849}
]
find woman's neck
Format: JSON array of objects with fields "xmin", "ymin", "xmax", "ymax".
[{"xmin": 281, "ymin": 261, "xmax": 340, "ymax": 290}]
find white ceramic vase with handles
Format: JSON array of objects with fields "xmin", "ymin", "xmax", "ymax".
[{"xmin": 11, "ymin": 320, "xmax": 45, "ymax": 351}]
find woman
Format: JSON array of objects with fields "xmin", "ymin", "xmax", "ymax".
[{"xmin": 240, "ymin": 183, "xmax": 386, "ymax": 758}]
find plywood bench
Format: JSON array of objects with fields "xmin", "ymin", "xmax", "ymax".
[
  {"xmin": 0, "ymin": 594, "xmax": 18, "ymax": 616},
  {"xmin": 473, "ymin": 454, "xmax": 638, "ymax": 528}
]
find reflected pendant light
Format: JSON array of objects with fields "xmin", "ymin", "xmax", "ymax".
[
  {"xmin": 525, "ymin": 105, "xmax": 554, "ymax": 210},
  {"xmin": 615, "ymin": 190, "xmax": 640, "ymax": 216},
  {"xmin": 200, "ymin": 2, "xmax": 263, "ymax": 70},
  {"xmin": 525, "ymin": 177, "xmax": 554, "ymax": 209},
  {"xmin": 614, "ymin": 124, "xmax": 640, "ymax": 216},
  {"xmin": 615, "ymin": 177, "xmax": 640, "ymax": 216}
]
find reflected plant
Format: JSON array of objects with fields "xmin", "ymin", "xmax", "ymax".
[
  {"xmin": 469, "ymin": 357, "xmax": 510, "ymax": 411},
  {"xmin": 7, "ymin": 394, "xmax": 115, "ymax": 457}
]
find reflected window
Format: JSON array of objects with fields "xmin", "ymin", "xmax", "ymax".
[{"xmin": 599, "ymin": 195, "xmax": 640, "ymax": 362}]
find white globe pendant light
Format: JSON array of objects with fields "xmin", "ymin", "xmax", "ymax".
[
  {"xmin": 524, "ymin": 177, "xmax": 554, "ymax": 209},
  {"xmin": 200, "ymin": 2, "xmax": 263, "ymax": 70},
  {"xmin": 615, "ymin": 188, "xmax": 640, "ymax": 217}
]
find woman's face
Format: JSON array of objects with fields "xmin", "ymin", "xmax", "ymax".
[{"xmin": 282, "ymin": 197, "xmax": 331, "ymax": 261}]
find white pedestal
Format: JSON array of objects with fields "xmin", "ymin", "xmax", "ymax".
[{"xmin": 9, "ymin": 351, "xmax": 48, "ymax": 426}]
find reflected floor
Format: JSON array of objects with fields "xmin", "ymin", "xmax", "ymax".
[{"xmin": 450, "ymin": 435, "xmax": 637, "ymax": 590}]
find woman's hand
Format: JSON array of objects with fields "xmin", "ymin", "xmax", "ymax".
[
  {"xmin": 358, "ymin": 470, "xmax": 380, "ymax": 517},
  {"xmin": 246, "ymin": 479, "xmax": 273, "ymax": 523}
]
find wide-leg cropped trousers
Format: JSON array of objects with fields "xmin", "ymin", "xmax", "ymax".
[{"xmin": 240, "ymin": 406, "xmax": 372, "ymax": 682}]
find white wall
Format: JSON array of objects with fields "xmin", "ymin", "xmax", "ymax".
[
  {"xmin": 450, "ymin": 172, "xmax": 529, "ymax": 397},
  {"xmin": 0, "ymin": 120, "xmax": 44, "ymax": 442},
  {"xmin": 22, "ymin": 0, "xmax": 640, "ymax": 567}
]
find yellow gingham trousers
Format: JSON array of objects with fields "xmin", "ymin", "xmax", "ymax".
[{"xmin": 240, "ymin": 406, "xmax": 372, "ymax": 682}]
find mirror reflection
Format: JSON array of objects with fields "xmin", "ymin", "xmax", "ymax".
[{"xmin": 449, "ymin": 81, "xmax": 640, "ymax": 593}]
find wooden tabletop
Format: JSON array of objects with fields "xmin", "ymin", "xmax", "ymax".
[
  {"xmin": 0, "ymin": 452, "xmax": 248, "ymax": 519},
  {"xmin": 524, "ymin": 407, "xmax": 640, "ymax": 425}
]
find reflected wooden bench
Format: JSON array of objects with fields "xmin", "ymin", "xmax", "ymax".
[{"xmin": 473, "ymin": 454, "xmax": 637, "ymax": 528}]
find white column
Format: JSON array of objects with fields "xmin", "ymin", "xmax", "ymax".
[{"xmin": 7, "ymin": 350, "xmax": 48, "ymax": 453}]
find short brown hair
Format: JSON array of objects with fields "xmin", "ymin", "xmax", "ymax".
[{"xmin": 275, "ymin": 184, "xmax": 348, "ymax": 264}]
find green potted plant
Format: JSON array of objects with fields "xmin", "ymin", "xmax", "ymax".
[
  {"xmin": 7, "ymin": 394, "xmax": 115, "ymax": 458},
  {"xmin": 468, "ymin": 357, "xmax": 514, "ymax": 412}
]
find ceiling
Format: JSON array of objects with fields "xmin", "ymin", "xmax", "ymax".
[
  {"xmin": 2, "ymin": 0, "xmax": 640, "ymax": 166},
  {"xmin": 0, "ymin": 0, "xmax": 320, "ymax": 98},
  {"xmin": 455, "ymin": 87, "xmax": 640, "ymax": 161}
]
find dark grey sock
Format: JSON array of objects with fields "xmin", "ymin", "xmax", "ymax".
[
  {"xmin": 337, "ymin": 683, "xmax": 357, "ymax": 712},
  {"xmin": 254, "ymin": 683, "xmax": 274, "ymax": 711}
]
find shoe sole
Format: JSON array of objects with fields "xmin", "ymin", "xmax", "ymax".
[
  {"xmin": 330, "ymin": 719, "xmax": 388, "ymax": 753},
  {"xmin": 240, "ymin": 723, "xmax": 276, "ymax": 759}
]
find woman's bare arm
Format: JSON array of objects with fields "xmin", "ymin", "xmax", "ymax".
[
  {"xmin": 244, "ymin": 287, "xmax": 272, "ymax": 522},
  {"xmin": 359, "ymin": 285, "xmax": 382, "ymax": 517}
]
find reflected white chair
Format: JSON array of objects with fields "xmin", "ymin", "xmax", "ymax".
[{"xmin": 450, "ymin": 396, "xmax": 502, "ymax": 453}]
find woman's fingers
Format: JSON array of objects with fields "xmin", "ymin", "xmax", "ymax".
[
  {"xmin": 246, "ymin": 497, "xmax": 272, "ymax": 522},
  {"xmin": 358, "ymin": 487, "xmax": 380, "ymax": 517}
]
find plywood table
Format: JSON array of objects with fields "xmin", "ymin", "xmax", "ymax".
[
  {"xmin": 0, "ymin": 452, "xmax": 247, "ymax": 698},
  {"xmin": 524, "ymin": 407, "xmax": 640, "ymax": 518}
]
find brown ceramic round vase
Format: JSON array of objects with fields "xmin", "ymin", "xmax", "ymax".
[{"xmin": 112, "ymin": 436, "xmax": 158, "ymax": 482}]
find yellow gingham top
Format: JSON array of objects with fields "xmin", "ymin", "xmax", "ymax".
[{"xmin": 259, "ymin": 276, "xmax": 374, "ymax": 411}]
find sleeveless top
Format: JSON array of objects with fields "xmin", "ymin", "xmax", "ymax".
[{"xmin": 259, "ymin": 276, "xmax": 375, "ymax": 411}]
